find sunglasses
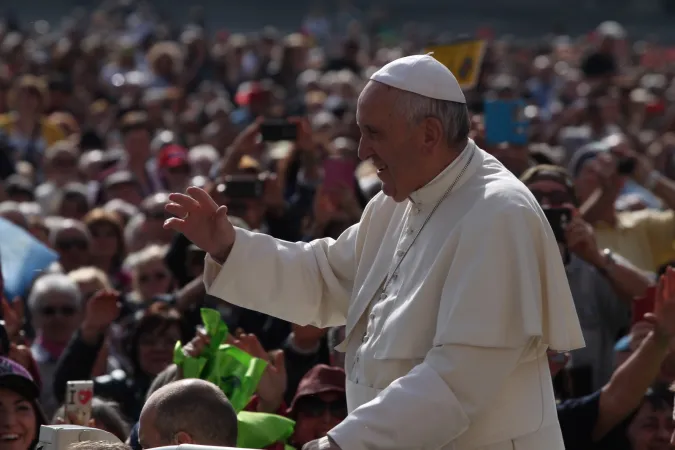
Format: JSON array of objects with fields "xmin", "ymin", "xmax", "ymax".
[
  {"xmin": 139, "ymin": 272, "xmax": 168, "ymax": 284},
  {"xmin": 56, "ymin": 239, "xmax": 88, "ymax": 251},
  {"xmin": 296, "ymin": 396, "xmax": 347, "ymax": 419},
  {"xmin": 41, "ymin": 305, "xmax": 77, "ymax": 317},
  {"xmin": 530, "ymin": 189, "xmax": 572, "ymax": 207}
]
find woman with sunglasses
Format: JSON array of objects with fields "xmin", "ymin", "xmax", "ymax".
[{"xmin": 26, "ymin": 274, "xmax": 83, "ymax": 418}]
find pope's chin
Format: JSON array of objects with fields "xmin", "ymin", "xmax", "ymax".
[{"xmin": 378, "ymin": 167, "xmax": 405, "ymax": 202}]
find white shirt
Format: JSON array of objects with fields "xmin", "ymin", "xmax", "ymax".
[{"xmin": 204, "ymin": 140, "xmax": 584, "ymax": 450}]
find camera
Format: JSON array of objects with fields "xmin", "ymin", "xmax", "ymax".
[{"xmin": 36, "ymin": 425, "xmax": 121, "ymax": 450}]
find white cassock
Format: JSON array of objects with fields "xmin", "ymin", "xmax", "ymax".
[{"xmin": 203, "ymin": 140, "xmax": 585, "ymax": 450}]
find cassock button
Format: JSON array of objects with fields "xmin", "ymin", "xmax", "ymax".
[
  {"xmin": 369, "ymin": 313, "xmax": 375, "ymax": 320},
  {"xmin": 396, "ymin": 250, "xmax": 404, "ymax": 257},
  {"xmin": 413, "ymin": 207, "xmax": 421, "ymax": 214},
  {"xmin": 407, "ymin": 228, "xmax": 414, "ymax": 235},
  {"xmin": 380, "ymin": 293, "xmax": 387, "ymax": 299},
  {"xmin": 392, "ymin": 273, "xmax": 398, "ymax": 280},
  {"xmin": 362, "ymin": 333, "xmax": 368, "ymax": 342}
]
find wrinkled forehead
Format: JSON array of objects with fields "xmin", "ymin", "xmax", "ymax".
[{"xmin": 356, "ymin": 81, "xmax": 396, "ymax": 124}]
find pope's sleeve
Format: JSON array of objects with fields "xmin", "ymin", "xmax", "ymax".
[
  {"xmin": 203, "ymin": 199, "xmax": 375, "ymax": 329},
  {"xmin": 328, "ymin": 200, "xmax": 584, "ymax": 450}
]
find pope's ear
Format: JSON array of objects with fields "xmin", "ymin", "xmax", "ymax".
[{"xmin": 421, "ymin": 116, "xmax": 445, "ymax": 153}]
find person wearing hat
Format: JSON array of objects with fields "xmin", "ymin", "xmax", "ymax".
[
  {"xmin": 521, "ymin": 164, "xmax": 652, "ymax": 394},
  {"xmin": 0, "ymin": 356, "xmax": 48, "ymax": 450},
  {"xmin": 287, "ymin": 365, "xmax": 347, "ymax": 449},
  {"xmin": 167, "ymin": 54, "xmax": 584, "ymax": 450},
  {"xmin": 157, "ymin": 144, "xmax": 192, "ymax": 192}
]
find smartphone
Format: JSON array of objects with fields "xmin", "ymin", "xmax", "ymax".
[
  {"xmin": 542, "ymin": 207, "xmax": 573, "ymax": 243},
  {"xmin": 65, "ymin": 380, "xmax": 94, "ymax": 425},
  {"xmin": 632, "ymin": 286, "xmax": 657, "ymax": 326},
  {"xmin": 323, "ymin": 158, "xmax": 357, "ymax": 192},
  {"xmin": 484, "ymin": 98, "xmax": 530, "ymax": 145},
  {"xmin": 260, "ymin": 119, "xmax": 298, "ymax": 142},
  {"xmin": 217, "ymin": 175, "xmax": 265, "ymax": 199},
  {"xmin": 617, "ymin": 157, "xmax": 637, "ymax": 175},
  {"xmin": 0, "ymin": 321, "xmax": 9, "ymax": 356}
]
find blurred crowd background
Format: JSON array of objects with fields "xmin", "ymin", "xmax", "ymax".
[{"xmin": 3, "ymin": 0, "xmax": 675, "ymax": 449}]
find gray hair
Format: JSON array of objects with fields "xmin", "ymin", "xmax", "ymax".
[
  {"xmin": 27, "ymin": 273, "xmax": 82, "ymax": 312},
  {"xmin": 393, "ymin": 89, "xmax": 470, "ymax": 147},
  {"xmin": 144, "ymin": 379, "xmax": 238, "ymax": 447}
]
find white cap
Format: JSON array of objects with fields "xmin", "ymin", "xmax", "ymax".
[{"xmin": 369, "ymin": 54, "xmax": 466, "ymax": 104}]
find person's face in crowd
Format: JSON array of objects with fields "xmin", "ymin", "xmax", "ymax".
[
  {"xmin": 16, "ymin": 88, "xmax": 41, "ymax": 117},
  {"xmin": 54, "ymin": 228, "xmax": 90, "ymax": 273},
  {"xmin": 154, "ymin": 55, "xmax": 174, "ymax": 78},
  {"xmin": 137, "ymin": 324, "xmax": 181, "ymax": 376},
  {"xmin": 106, "ymin": 181, "xmax": 143, "ymax": 207},
  {"xmin": 527, "ymin": 179, "xmax": 573, "ymax": 208},
  {"xmin": 292, "ymin": 392, "xmax": 347, "ymax": 447},
  {"xmin": 34, "ymin": 291, "xmax": 81, "ymax": 344},
  {"xmin": 46, "ymin": 152, "xmax": 79, "ymax": 186},
  {"xmin": 133, "ymin": 259, "xmax": 172, "ymax": 302},
  {"xmin": 141, "ymin": 204, "xmax": 174, "ymax": 244},
  {"xmin": 0, "ymin": 388, "xmax": 37, "ymax": 450},
  {"xmin": 88, "ymin": 223, "xmax": 120, "ymax": 262},
  {"xmin": 162, "ymin": 163, "xmax": 191, "ymax": 192},
  {"xmin": 357, "ymin": 81, "xmax": 440, "ymax": 202},
  {"xmin": 628, "ymin": 401, "xmax": 674, "ymax": 450},
  {"xmin": 574, "ymin": 154, "xmax": 624, "ymax": 207},
  {"xmin": 123, "ymin": 128, "xmax": 151, "ymax": 162},
  {"xmin": 223, "ymin": 197, "xmax": 266, "ymax": 231},
  {"xmin": 59, "ymin": 195, "xmax": 89, "ymax": 221}
]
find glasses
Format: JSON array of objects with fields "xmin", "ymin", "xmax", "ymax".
[
  {"xmin": 530, "ymin": 189, "xmax": 571, "ymax": 207},
  {"xmin": 56, "ymin": 239, "xmax": 88, "ymax": 251},
  {"xmin": 296, "ymin": 396, "xmax": 347, "ymax": 419},
  {"xmin": 139, "ymin": 272, "xmax": 168, "ymax": 284},
  {"xmin": 41, "ymin": 305, "xmax": 77, "ymax": 317}
]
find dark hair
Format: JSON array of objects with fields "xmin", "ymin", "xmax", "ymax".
[
  {"xmin": 53, "ymin": 398, "xmax": 130, "ymax": 441},
  {"xmin": 123, "ymin": 303, "xmax": 184, "ymax": 375}
]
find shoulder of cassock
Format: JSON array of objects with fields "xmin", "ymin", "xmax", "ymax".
[{"xmin": 355, "ymin": 159, "xmax": 584, "ymax": 353}]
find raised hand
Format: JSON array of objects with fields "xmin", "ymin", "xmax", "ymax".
[
  {"xmin": 164, "ymin": 186, "xmax": 235, "ymax": 261},
  {"xmin": 80, "ymin": 290, "xmax": 120, "ymax": 343}
]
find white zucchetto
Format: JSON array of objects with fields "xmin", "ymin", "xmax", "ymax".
[{"xmin": 369, "ymin": 54, "xmax": 466, "ymax": 104}]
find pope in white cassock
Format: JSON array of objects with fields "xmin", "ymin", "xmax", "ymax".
[{"xmin": 164, "ymin": 54, "xmax": 585, "ymax": 450}]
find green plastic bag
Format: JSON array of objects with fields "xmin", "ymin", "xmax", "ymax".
[
  {"xmin": 236, "ymin": 411, "xmax": 295, "ymax": 448},
  {"xmin": 174, "ymin": 308, "xmax": 296, "ymax": 448},
  {"xmin": 174, "ymin": 308, "xmax": 267, "ymax": 412}
]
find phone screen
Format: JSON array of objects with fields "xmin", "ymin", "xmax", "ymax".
[
  {"xmin": 542, "ymin": 207, "xmax": 572, "ymax": 243},
  {"xmin": 323, "ymin": 158, "xmax": 357, "ymax": 192},
  {"xmin": 484, "ymin": 99, "xmax": 530, "ymax": 145},
  {"xmin": 632, "ymin": 286, "xmax": 657, "ymax": 326},
  {"xmin": 260, "ymin": 119, "xmax": 298, "ymax": 142}
]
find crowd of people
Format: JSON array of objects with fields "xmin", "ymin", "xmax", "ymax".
[{"xmin": 1, "ymin": 0, "xmax": 675, "ymax": 449}]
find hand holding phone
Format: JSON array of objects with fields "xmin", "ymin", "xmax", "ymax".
[
  {"xmin": 65, "ymin": 380, "xmax": 94, "ymax": 425},
  {"xmin": 260, "ymin": 119, "xmax": 298, "ymax": 142},
  {"xmin": 632, "ymin": 286, "xmax": 657, "ymax": 326},
  {"xmin": 542, "ymin": 207, "xmax": 573, "ymax": 244}
]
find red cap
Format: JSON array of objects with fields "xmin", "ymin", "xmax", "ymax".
[
  {"xmin": 158, "ymin": 144, "xmax": 189, "ymax": 169},
  {"xmin": 287, "ymin": 364, "xmax": 345, "ymax": 415},
  {"xmin": 235, "ymin": 81, "xmax": 270, "ymax": 106}
]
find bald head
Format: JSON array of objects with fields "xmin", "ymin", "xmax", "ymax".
[{"xmin": 139, "ymin": 379, "xmax": 238, "ymax": 449}]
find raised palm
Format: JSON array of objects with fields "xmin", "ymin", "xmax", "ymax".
[{"xmin": 164, "ymin": 186, "xmax": 235, "ymax": 259}]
